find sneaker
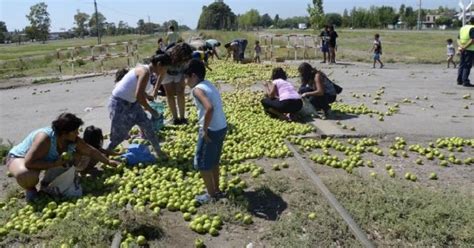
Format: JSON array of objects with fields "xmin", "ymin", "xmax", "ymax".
[
  {"xmin": 195, "ymin": 193, "xmax": 213, "ymax": 205},
  {"xmin": 172, "ymin": 119, "xmax": 181, "ymax": 125},
  {"xmin": 463, "ymin": 83, "xmax": 474, "ymax": 87},
  {"xmin": 179, "ymin": 118, "xmax": 188, "ymax": 125},
  {"xmin": 457, "ymin": 81, "xmax": 463, "ymax": 85},
  {"xmin": 25, "ymin": 189, "xmax": 38, "ymax": 202},
  {"xmin": 380, "ymin": 64, "xmax": 384, "ymax": 69},
  {"xmin": 214, "ymin": 191, "xmax": 227, "ymax": 200}
]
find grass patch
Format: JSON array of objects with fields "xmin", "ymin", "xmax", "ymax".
[
  {"xmin": 31, "ymin": 77, "xmax": 61, "ymax": 85},
  {"xmin": 324, "ymin": 175, "xmax": 474, "ymax": 247}
]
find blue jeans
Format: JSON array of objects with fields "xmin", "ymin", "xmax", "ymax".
[
  {"xmin": 194, "ymin": 127, "xmax": 227, "ymax": 171},
  {"xmin": 107, "ymin": 96, "xmax": 161, "ymax": 153},
  {"xmin": 457, "ymin": 50, "xmax": 474, "ymax": 85}
]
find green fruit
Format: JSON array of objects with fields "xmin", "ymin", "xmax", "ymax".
[
  {"xmin": 370, "ymin": 172, "xmax": 377, "ymax": 178},
  {"xmin": 429, "ymin": 172, "xmax": 438, "ymax": 180},
  {"xmin": 61, "ymin": 152, "xmax": 72, "ymax": 161},
  {"xmin": 183, "ymin": 213, "xmax": 192, "ymax": 221},
  {"xmin": 385, "ymin": 164, "xmax": 392, "ymax": 170},
  {"xmin": 194, "ymin": 238, "xmax": 205, "ymax": 248},
  {"xmin": 243, "ymin": 215, "xmax": 253, "ymax": 225},
  {"xmin": 409, "ymin": 174, "xmax": 417, "ymax": 182},
  {"xmin": 235, "ymin": 213, "xmax": 243, "ymax": 220},
  {"xmin": 404, "ymin": 172, "xmax": 411, "ymax": 180},
  {"xmin": 209, "ymin": 227, "xmax": 219, "ymax": 236},
  {"xmin": 0, "ymin": 227, "xmax": 7, "ymax": 236},
  {"xmin": 308, "ymin": 212, "xmax": 317, "ymax": 220},
  {"xmin": 136, "ymin": 235, "xmax": 146, "ymax": 245},
  {"xmin": 388, "ymin": 169, "xmax": 395, "ymax": 177},
  {"xmin": 272, "ymin": 164, "xmax": 280, "ymax": 171},
  {"xmin": 47, "ymin": 201, "xmax": 57, "ymax": 210}
]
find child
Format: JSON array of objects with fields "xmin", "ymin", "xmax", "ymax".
[
  {"xmin": 77, "ymin": 125, "xmax": 119, "ymax": 173},
  {"xmin": 157, "ymin": 38, "xmax": 166, "ymax": 54},
  {"xmin": 254, "ymin": 40, "xmax": 262, "ymax": 63},
  {"xmin": 184, "ymin": 59, "xmax": 227, "ymax": 204},
  {"xmin": 371, "ymin": 34, "xmax": 384, "ymax": 69},
  {"xmin": 446, "ymin": 39, "xmax": 456, "ymax": 68}
]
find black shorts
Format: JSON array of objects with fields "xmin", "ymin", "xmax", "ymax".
[{"xmin": 261, "ymin": 98, "xmax": 303, "ymax": 113}]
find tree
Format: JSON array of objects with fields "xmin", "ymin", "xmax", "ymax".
[
  {"xmin": 325, "ymin": 13, "xmax": 342, "ymax": 27},
  {"xmin": 137, "ymin": 19, "xmax": 145, "ymax": 35},
  {"xmin": 274, "ymin": 14, "xmax": 280, "ymax": 27},
  {"xmin": 105, "ymin": 22, "xmax": 116, "ymax": 36},
  {"xmin": 260, "ymin": 13, "xmax": 273, "ymax": 28},
  {"xmin": 376, "ymin": 6, "xmax": 397, "ymax": 28},
  {"xmin": 307, "ymin": 0, "xmax": 325, "ymax": 29},
  {"xmin": 238, "ymin": 9, "xmax": 260, "ymax": 30},
  {"xmin": 0, "ymin": 21, "xmax": 7, "ymax": 43},
  {"xmin": 74, "ymin": 10, "xmax": 89, "ymax": 38},
  {"xmin": 117, "ymin": 21, "xmax": 130, "ymax": 35},
  {"xmin": 26, "ymin": 2, "xmax": 50, "ymax": 43},
  {"xmin": 435, "ymin": 16, "xmax": 453, "ymax": 27},
  {"xmin": 163, "ymin": 20, "xmax": 179, "ymax": 30},
  {"xmin": 88, "ymin": 12, "xmax": 106, "ymax": 37},
  {"xmin": 342, "ymin": 9, "xmax": 351, "ymax": 27},
  {"xmin": 197, "ymin": 1, "xmax": 236, "ymax": 30},
  {"xmin": 399, "ymin": 4, "xmax": 406, "ymax": 17}
]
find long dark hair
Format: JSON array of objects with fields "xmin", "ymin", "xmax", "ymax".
[
  {"xmin": 52, "ymin": 113, "xmax": 84, "ymax": 136},
  {"xmin": 298, "ymin": 62, "xmax": 317, "ymax": 85},
  {"xmin": 168, "ymin": 43, "xmax": 193, "ymax": 64},
  {"xmin": 298, "ymin": 62, "xmax": 326, "ymax": 86}
]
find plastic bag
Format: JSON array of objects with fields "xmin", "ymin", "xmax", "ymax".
[
  {"xmin": 121, "ymin": 144, "xmax": 157, "ymax": 166},
  {"xmin": 149, "ymin": 101, "xmax": 165, "ymax": 131}
]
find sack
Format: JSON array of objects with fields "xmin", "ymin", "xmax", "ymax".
[
  {"xmin": 297, "ymin": 97, "xmax": 318, "ymax": 117},
  {"xmin": 41, "ymin": 167, "xmax": 82, "ymax": 198},
  {"xmin": 121, "ymin": 144, "xmax": 157, "ymax": 166},
  {"xmin": 149, "ymin": 101, "xmax": 165, "ymax": 131}
]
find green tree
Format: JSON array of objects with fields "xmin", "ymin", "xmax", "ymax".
[
  {"xmin": 274, "ymin": 14, "xmax": 280, "ymax": 27},
  {"xmin": 88, "ymin": 12, "xmax": 106, "ymax": 37},
  {"xmin": 435, "ymin": 16, "xmax": 453, "ymax": 27},
  {"xmin": 26, "ymin": 2, "xmax": 50, "ymax": 43},
  {"xmin": 117, "ymin": 21, "xmax": 129, "ymax": 35},
  {"xmin": 238, "ymin": 9, "xmax": 260, "ymax": 30},
  {"xmin": 163, "ymin": 20, "xmax": 179, "ymax": 30},
  {"xmin": 137, "ymin": 19, "xmax": 145, "ymax": 34},
  {"xmin": 307, "ymin": 0, "xmax": 325, "ymax": 29},
  {"xmin": 325, "ymin": 13, "xmax": 342, "ymax": 27},
  {"xmin": 197, "ymin": 1, "xmax": 236, "ymax": 30},
  {"xmin": 105, "ymin": 22, "xmax": 116, "ymax": 36},
  {"xmin": 0, "ymin": 21, "xmax": 7, "ymax": 43},
  {"xmin": 260, "ymin": 13, "xmax": 273, "ymax": 28},
  {"xmin": 376, "ymin": 6, "xmax": 397, "ymax": 28},
  {"xmin": 73, "ymin": 10, "xmax": 89, "ymax": 38},
  {"xmin": 342, "ymin": 9, "xmax": 351, "ymax": 27}
]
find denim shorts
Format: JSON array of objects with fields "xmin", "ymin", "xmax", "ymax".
[
  {"xmin": 373, "ymin": 53, "xmax": 381, "ymax": 60},
  {"xmin": 194, "ymin": 127, "xmax": 227, "ymax": 171}
]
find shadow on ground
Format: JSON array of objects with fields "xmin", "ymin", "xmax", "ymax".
[{"xmin": 244, "ymin": 186, "xmax": 287, "ymax": 221}]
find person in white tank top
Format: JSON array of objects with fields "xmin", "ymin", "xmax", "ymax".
[{"xmin": 107, "ymin": 54, "xmax": 171, "ymax": 158}]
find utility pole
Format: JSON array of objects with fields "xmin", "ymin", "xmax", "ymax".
[
  {"xmin": 417, "ymin": 0, "xmax": 422, "ymax": 30},
  {"xmin": 94, "ymin": 0, "xmax": 101, "ymax": 44}
]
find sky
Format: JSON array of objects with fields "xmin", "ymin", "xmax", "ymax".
[{"xmin": 0, "ymin": 0, "xmax": 458, "ymax": 32}]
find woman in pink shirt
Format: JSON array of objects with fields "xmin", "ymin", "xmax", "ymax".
[{"xmin": 261, "ymin": 67, "xmax": 303, "ymax": 121}]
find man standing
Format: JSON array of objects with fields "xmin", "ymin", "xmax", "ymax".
[{"xmin": 457, "ymin": 17, "xmax": 474, "ymax": 87}]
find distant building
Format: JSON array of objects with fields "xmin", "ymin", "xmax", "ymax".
[
  {"xmin": 298, "ymin": 23, "xmax": 307, "ymax": 30},
  {"xmin": 422, "ymin": 14, "xmax": 441, "ymax": 29}
]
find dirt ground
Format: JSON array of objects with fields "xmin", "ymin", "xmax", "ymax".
[{"xmin": 1, "ymin": 60, "xmax": 473, "ymax": 247}]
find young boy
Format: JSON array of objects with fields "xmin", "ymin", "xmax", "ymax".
[
  {"xmin": 254, "ymin": 40, "xmax": 262, "ymax": 63},
  {"xmin": 446, "ymin": 39, "xmax": 456, "ymax": 68},
  {"xmin": 371, "ymin": 34, "xmax": 384, "ymax": 68},
  {"xmin": 184, "ymin": 59, "xmax": 227, "ymax": 204}
]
